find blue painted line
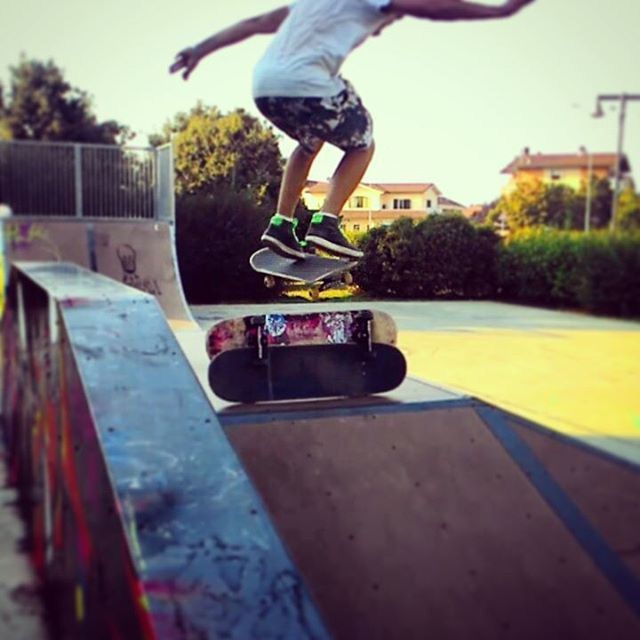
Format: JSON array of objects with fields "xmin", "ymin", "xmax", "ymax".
[
  {"xmin": 220, "ymin": 397, "xmax": 474, "ymax": 428},
  {"xmin": 477, "ymin": 406, "xmax": 640, "ymax": 618},
  {"xmin": 498, "ymin": 408, "xmax": 640, "ymax": 475}
]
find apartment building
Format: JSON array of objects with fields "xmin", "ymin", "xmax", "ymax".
[
  {"xmin": 500, "ymin": 148, "xmax": 631, "ymax": 193},
  {"xmin": 303, "ymin": 181, "xmax": 464, "ymax": 233}
]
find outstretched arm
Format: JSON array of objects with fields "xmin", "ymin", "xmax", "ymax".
[
  {"xmin": 170, "ymin": 6, "xmax": 290, "ymax": 80},
  {"xmin": 386, "ymin": 0, "xmax": 536, "ymax": 21}
]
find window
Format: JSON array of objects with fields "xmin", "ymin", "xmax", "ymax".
[
  {"xmin": 550, "ymin": 170, "xmax": 562, "ymax": 180},
  {"xmin": 353, "ymin": 224, "xmax": 361, "ymax": 231},
  {"xmin": 354, "ymin": 196, "xmax": 368, "ymax": 209},
  {"xmin": 393, "ymin": 199, "xmax": 411, "ymax": 210},
  {"xmin": 426, "ymin": 199, "xmax": 432, "ymax": 208}
]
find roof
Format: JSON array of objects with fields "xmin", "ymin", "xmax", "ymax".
[
  {"xmin": 464, "ymin": 204, "xmax": 492, "ymax": 222},
  {"xmin": 438, "ymin": 196, "xmax": 466, "ymax": 209},
  {"xmin": 368, "ymin": 182, "xmax": 439, "ymax": 194},
  {"xmin": 501, "ymin": 152, "xmax": 631, "ymax": 175}
]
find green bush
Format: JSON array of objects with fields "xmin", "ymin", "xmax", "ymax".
[
  {"xmin": 497, "ymin": 229, "xmax": 640, "ymax": 317},
  {"xmin": 497, "ymin": 229, "xmax": 581, "ymax": 306},
  {"xmin": 574, "ymin": 233, "xmax": 640, "ymax": 316},
  {"xmin": 355, "ymin": 215, "xmax": 499, "ymax": 299},
  {"xmin": 176, "ymin": 188, "xmax": 277, "ymax": 303}
]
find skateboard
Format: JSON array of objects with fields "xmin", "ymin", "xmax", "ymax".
[
  {"xmin": 206, "ymin": 310, "xmax": 407, "ymax": 403},
  {"xmin": 250, "ymin": 248, "xmax": 357, "ymax": 300}
]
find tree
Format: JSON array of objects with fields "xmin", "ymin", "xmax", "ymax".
[
  {"xmin": 488, "ymin": 178, "xmax": 548, "ymax": 230},
  {"xmin": 150, "ymin": 103, "xmax": 284, "ymax": 204},
  {"xmin": 489, "ymin": 176, "xmax": 613, "ymax": 232},
  {"xmin": 577, "ymin": 176, "xmax": 613, "ymax": 230},
  {"xmin": 0, "ymin": 56, "xmax": 129, "ymax": 144},
  {"xmin": 0, "ymin": 83, "xmax": 11, "ymax": 140},
  {"xmin": 616, "ymin": 184, "xmax": 640, "ymax": 231}
]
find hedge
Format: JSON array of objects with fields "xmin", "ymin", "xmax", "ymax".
[
  {"xmin": 355, "ymin": 215, "xmax": 499, "ymax": 299},
  {"xmin": 175, "ymin": 188, "xmax": 277, "ymax": 303},
  {"xmin": 496, "ymin": 229, "xmax": 640, "ymax": 317},
  {"xmin": 175, "ymin": 200, "xmax": 640, "ymax": 318},
  {"xmin": 496, "ymin": 229, "xmax": 582, "ymax": 307}
]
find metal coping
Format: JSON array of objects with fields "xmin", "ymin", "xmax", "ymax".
[{"xmin": 220, "ymin": 396, "xmax": 478, "ymax": 428}]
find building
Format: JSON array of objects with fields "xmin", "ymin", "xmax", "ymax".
[
  {"xmin": 438, "ymin": 196, "xmax": 466, "ymax": 214},
  {"xmin": 463, "ymin": 203, "xmax": 492, "ymax": 224},
  {"xmin": 500, "ymin": 148, "xmax": 631, "ymax": 193},
  {"xmin": 302, "ymin": 181, "xmax": 464, "ymax": 233}
]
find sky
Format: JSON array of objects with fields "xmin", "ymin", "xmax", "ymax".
[{"xmin": 1, "ymin": 0, "xmax": 639, "ymax": 205}]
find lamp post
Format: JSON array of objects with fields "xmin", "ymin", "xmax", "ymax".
[
  {"xmin": 592, "ymin": 93, "xmax": 640, "ymax": 230},
  {"xmin": 579, "ymin": 146, "xmax": 593, "ymax": 232}
]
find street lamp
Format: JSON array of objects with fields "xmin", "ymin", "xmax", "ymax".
[
  {"xmin": 579, "ymin": 146, "xmax": 593, "ymax": 232},
  {"xmin": 591, "ymin": 93, "xmax": 640, "ymax": 230}
]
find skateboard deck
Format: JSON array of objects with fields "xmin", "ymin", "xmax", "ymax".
[
  {"xmin": 250, "ymin": 248, "xmax": 357, "ymax": 297},
  {"xmin": 209, "ymin": 343, "xmax": 407, "ymax": 403},
  {"xmin": 206, "ymin": 310, "xmax": 398, "ymax": 360}
]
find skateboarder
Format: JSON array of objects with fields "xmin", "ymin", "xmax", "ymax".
[{"xmin": 171, "ymin": 0, "xmax": 537, "ymax": 260}]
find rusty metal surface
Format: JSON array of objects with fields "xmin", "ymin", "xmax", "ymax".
[{"xmin": 2, "ymin": 262, "xmax": 329, "ymax": 639}]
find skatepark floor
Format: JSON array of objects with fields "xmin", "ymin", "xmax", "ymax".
[{"xmin": 193, "ymin": 300, "xmax": 640, "ymax": 466}]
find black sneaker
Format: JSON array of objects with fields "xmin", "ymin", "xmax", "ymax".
[
  {"xmin": 261, "ymin": 215, "xmax": 307, "ymax": 259},
  {"xmin": 305, "ymin": 213, "xmax": 364, "ymax": 259}
]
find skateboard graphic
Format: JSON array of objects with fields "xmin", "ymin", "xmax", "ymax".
[
  {"xmin": 206, "ymin": 310, "xmax": 406, "ymax": 403},
  {"xmin": 250, "ymin": 248, "xmax": 357, "ymax": 300}
]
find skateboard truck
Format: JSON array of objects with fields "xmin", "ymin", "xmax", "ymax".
[
  {"xmin": 353, "ymin": 311, "xmax": 374, "ymax": 354},
  {"xmin": 248, "ymin": 316, "xmax": 270, "ymax": 361}
]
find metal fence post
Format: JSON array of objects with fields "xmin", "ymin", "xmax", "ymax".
[
  {"xmin": 155, "ymin": 144, "xmax": 175, "ymax": 222},
  {"xmin": 74, "ymin": 144, "xmax": 83, "ymax": 217}
]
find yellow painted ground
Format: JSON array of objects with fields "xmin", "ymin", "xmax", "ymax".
[{"xmin": 399, "ymin": 329, "xmax": 640, "ymax": 441}]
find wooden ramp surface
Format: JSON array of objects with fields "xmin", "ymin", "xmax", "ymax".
[{"xmin": 225, "ymin": 403, "xmax": 640, "ymax": 640}]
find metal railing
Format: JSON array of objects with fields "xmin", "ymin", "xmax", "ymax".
[{"xmin": 0, "ymin": 140, "xmax": 174, "ymax": 221}]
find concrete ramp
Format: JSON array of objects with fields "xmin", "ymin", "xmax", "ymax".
[
  {"xmin": 2, "ymin": 218, "xmax": 194, "ymax": 325},
  {"xmin": 223, "ymin": 401, "xmax": 640, "ymax": 640}
]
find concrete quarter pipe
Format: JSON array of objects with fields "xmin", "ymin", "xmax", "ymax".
[{"xmin": 1, "ymin": 217, "xmax": 194, "ymax": 327}]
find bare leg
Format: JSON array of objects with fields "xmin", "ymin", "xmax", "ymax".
[
  {"xmin": 322, "ymin": 143, "xmax": 375, "ymax": 214},
  {"xmin": 277, "ymin": 143, "xmax": 323, "ymax": 217}
]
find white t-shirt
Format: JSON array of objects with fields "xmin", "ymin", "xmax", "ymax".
[{"xmin": 253, "ymin": 0, "xmax": 394, "ymax": 99}]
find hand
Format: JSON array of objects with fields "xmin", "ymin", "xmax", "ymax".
[
  {"xmin": 169, "ymin": 47, "xmax": 201, "ymax": 80},
  {"xmin": 504, "ymin": 0, "xmax": 537, "ymax": 13}
]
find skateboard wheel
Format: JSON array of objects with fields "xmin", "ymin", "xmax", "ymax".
[
  {"xmin": 342, "ymin": 271, "xmax": 353, "ymax": 285},
  {"xmin": 310, "ymin": 288, "xmax": 320, "ymax": 301},
  {"xmin": 264, "ymin": 275, "xmax": 276, "ymax": 289}
]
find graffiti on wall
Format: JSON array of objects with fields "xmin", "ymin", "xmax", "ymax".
[
  {"xmin": 116, "ymin": 244, "xmax": 162, "ymax": 297},
  {"xmin": 5, "ymin": 222, "xmax": 64, "ymax": 260}
]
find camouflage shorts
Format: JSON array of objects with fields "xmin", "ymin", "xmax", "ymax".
[{"xmin": 255, "ymin": 80, "xmax": 373, "ymax": 154}]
